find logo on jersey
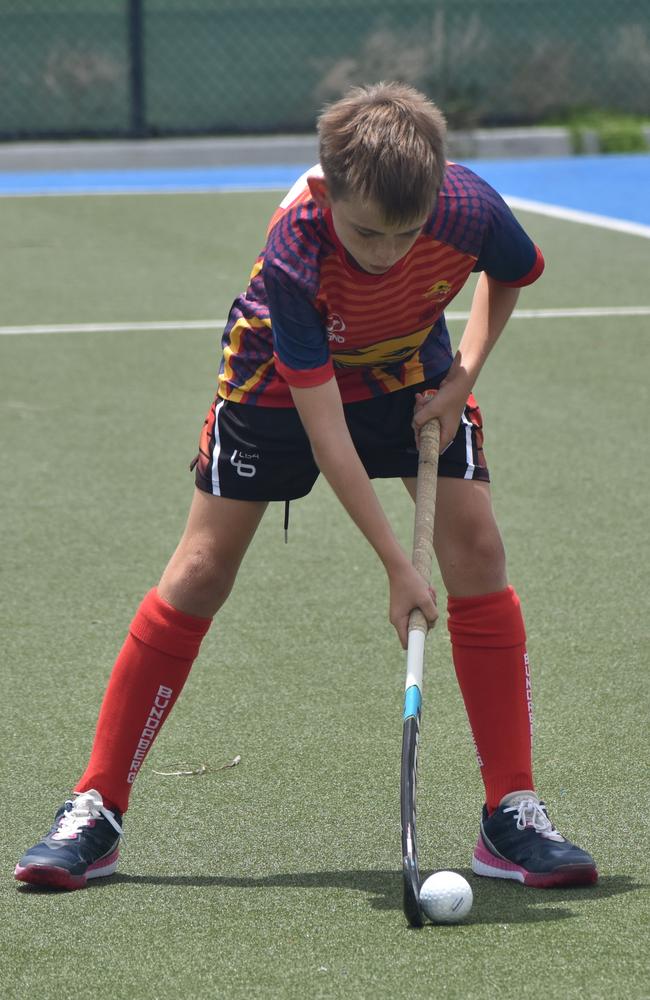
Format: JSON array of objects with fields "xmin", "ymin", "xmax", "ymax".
[
  {"xmin": 230, "ymin": 449, "xmax": 259, "ymax": 477},
  {"xmin": 423, "ymin": 280, "xmax": 452, "ymax": 300},
  {"xmin": 327, "ymin": 313, "xmax": 346, "ymax": 343}
]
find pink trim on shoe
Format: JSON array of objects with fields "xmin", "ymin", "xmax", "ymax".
[
  {"xmin": 472, "ymin": 837, "xmax": 598, "ymax": 888},
  {"xmin": 472, "ymin": 837, "xmax": 527, "ymax": 882},
  {"xmin": 14, "ymin": 847, "xmax": 120, "ymax": 891}
]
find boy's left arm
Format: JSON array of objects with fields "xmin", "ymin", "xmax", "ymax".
[{"xmin": 412, "ymin": 273, "xmax": 520, "ymax": 449}]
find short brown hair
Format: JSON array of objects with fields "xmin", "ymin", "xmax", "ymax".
[{"xmin": 317, "ymin": 82, "xmax": 447, "ymax": 225}]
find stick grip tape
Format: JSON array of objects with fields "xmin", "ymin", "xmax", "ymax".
[{"xmin": 409, "ymin": 418, "xmax": 440, "ymax": 634}]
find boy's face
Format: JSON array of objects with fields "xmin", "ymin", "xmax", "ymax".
[
  {"xmin": 329, "ymin": 195, "xmax": 429, "ymax": 274},
  {"xmin": 307, "ymin": 176, "xmax": 430, "ymax": 275}
]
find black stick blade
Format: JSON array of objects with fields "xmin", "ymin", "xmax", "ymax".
[{"xmin": 401, "ymin": 713, "xmax": 425, "ymax": 927}]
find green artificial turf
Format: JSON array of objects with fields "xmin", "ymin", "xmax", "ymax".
[{"xmin": 1, "ymin": 191, "xmax": 649, "ymax": 1000}]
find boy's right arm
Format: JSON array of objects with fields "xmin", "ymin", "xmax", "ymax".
[
  {"xmin": 290, "ymin": 377, "xmax": 438, "ymax": 648},
  {"xmin": 263, "ymin": 258, "xmax": 436, "ymax": 642}
]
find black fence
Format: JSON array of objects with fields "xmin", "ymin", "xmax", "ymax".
[{"xmin": 1, "ymin": 0, "xmax": 649, "ymax": 140}]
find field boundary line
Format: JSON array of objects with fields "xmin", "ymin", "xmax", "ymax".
[
  {"xmin": 505, "ymin": 196, "xmax": 650, "ymax": 239},
  {"xmin": 1, "ymin": 307, "xmax": 649, "ymax": 336}
]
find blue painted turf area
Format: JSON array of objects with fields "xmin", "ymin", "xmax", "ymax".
[
  {"xmin": 1, "ymin": 152, "xmax": 648, "ymax": 227},
  {"xmin": 469, "ymin": 155, "xmax": 648, "ymax": 225},
  {"xmin": 0, "ymin": 164, "xmax": 309, "ymax": 197}
]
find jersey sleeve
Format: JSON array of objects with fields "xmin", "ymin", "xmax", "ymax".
[
  {"xmin": 473, "ymin": 182, "xmax": 545, "ymax": 287},
  {"xmin": 264, "ymin": 262, "xmax": 334, "ymax": 388}
]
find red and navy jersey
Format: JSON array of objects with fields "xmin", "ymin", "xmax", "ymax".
[{"xmin": 217, "ymin": 163, "xmax": 544, "ymax": 406}]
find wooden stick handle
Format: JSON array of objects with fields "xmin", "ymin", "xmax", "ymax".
[{"xmin": 409, "ymin": 418, "xmax": 440, "ymax": 634}]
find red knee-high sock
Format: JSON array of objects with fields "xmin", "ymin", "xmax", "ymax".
[
  {"xmin": 447, "ymin": 586, "xmax": 534, "ymax": 812},
  {"xmin": 75, "ymin": 588, "xmax": 211, "ymax": 814}
]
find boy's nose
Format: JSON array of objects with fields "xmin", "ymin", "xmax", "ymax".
[{"xmin": 373, "ymin": 241, "xmax": 399, "ymax": 267}]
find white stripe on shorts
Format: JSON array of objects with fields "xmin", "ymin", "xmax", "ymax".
[
  {"xmin": 461, "ymin": 410, "xmax": 475, "ymax": 480},
  {"xmin": 211, "ymin": 399, "xmax": 226, "ymax": 495}
]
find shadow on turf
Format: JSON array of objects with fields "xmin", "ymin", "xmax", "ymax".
[{"xmin": 22, "ymin": 870, "xmax": 635, "ymax": 925}]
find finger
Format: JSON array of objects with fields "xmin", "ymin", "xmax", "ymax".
[
  {"xmin": 412, "ymin": 393, "xmax": 427, "ymax": 417},
  {"xmin": 426, "ymin": 609, "xmax": 438, "ymax": 628},
  {"xmin": 422, "ymin": 591, "xmax": 439, "ymax": 627},
  {"xmin": 413, "ymin": 401, "xmax": 438, "ymax": 429},
  {"xmin": 396, "ymin": 618, "xmax": 408, "ymax": 650},
  {"xmin": 413, "ymin": 400, "xmax": 428, "ymax": 422}
]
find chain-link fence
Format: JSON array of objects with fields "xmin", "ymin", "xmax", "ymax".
[{"xmin": 1, "ymin": 0, "xmax": 649, "ymax": 140}]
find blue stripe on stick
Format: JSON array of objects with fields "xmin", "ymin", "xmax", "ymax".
[{"xmin": 403, "ymin": 685, "xmax": 422, "ymax": 720}]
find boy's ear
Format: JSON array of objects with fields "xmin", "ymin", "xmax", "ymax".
[{"xmin": 307, "ymin": 175, "xmax": 331, "ymax": 208}]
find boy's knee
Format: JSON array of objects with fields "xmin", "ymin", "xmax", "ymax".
[
  {"xmin": 469, "ymin": 528, "xmax": 506, "ymax": 572},
  {"xmin": 171, "ymin": 545, "xmax": 237, "ymax": 606},
  {"xmin": 444, "ymin": 523, "xmax": 506, "ymax": 578}
]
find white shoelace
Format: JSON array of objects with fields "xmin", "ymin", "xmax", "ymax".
[
  {"xmin": 504, "ymin": 798, "xmax": 564, "ymax": 842},
  {"xmin": 52, "ymin": 789, "xmax": 126, "ymax": 844}
]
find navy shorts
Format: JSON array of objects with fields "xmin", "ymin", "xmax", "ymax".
[{"xmin": 192, "ymin": 375, "xmax": 489, "ymax": 501}]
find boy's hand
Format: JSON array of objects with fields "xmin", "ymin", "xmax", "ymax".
[
  {"xmin": 388, "ymin": 560, "xmax": 438, "ymax": 649},
  {"xmin": 412, "ymin": 367, "xmax": 471, "ymax": 453}
]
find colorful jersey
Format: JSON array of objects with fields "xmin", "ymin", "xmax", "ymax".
[{"xmin": 217, "ymin": 162, "xmax": 544, "ymax": 406}]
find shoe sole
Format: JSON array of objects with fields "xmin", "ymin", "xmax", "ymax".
[
  {"xmin": 14, "ymin": 849, "xmax": 119, "ymax": 890},
  {"xmin": 472, "ymin": 840, "xmax": 598, "ymax": 888}
]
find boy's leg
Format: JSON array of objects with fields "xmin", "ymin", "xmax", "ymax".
[
  {"xmin": 403, "ymin": 476, "xmax": 532, "ymax": 807},
  {"xmin": 15, "ymin": 489, "xmax": 266, "ymax": 889},
  {"xmin": 403, "ymin": 475, "xmax": 596, "ymax": 886},
  {"xmin": 158, "ymin": 488, "xmax": 268, "ymax": 618},
  {"xmin": 75, "ymin": 489, "xmax": 267, "ymax": 811},
  {"xmin": 428, "ymin": 477, "xmax": 533, "ymax": 808}
]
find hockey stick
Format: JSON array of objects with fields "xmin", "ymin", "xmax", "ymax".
[{"xmin": 400, "ymin": 416, "xmax": 440, "ymax": 927}]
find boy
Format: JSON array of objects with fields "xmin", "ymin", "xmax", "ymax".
[{"xmin": 16, "ymin": 83, "xmax": 597, "ymax": 891}]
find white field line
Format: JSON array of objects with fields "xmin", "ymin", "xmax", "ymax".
[
  {"xmin": 0, "ymin": 185, "xmax": 290, "ymax": 199},
  {"xmin": 1, "ymin": 306, "xmax": 649, "ymax": 336},
  {"xmin": 505, "ymin": 196, "xmax": 650, "ymax": 239}
]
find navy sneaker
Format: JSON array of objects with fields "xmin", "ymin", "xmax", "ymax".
[
  {"xmin": 15, "ymin": 789, "xmax": 124, "ymax": 890},
  {"xmin": 472, "ymin": 790, "xmax": 598, "ymax": 888}
]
